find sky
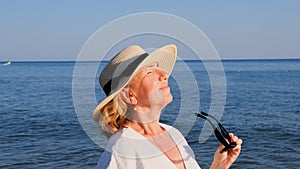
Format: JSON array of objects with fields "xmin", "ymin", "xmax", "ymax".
[{"xmin": 0, "ymin": 0, "xmax": 299, "ymax": 61}]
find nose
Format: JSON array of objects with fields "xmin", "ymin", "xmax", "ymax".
[{"xmin": 157, "ymin": 69, "xmax": 168, "ymax": 81}]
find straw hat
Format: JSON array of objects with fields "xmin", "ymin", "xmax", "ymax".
[{"xmin": 93, "ymin": 44, "xmax": 177, "ymax": 122}]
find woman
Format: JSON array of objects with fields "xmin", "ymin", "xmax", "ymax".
[{"xmin": 93, "ymin": 44, "xmax": 242, "ymax": 169}]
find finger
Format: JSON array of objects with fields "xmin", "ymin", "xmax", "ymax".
[
  {"xmin": 229, "ymin": 133, "xmax": 242, "ymax": 144},
  {"xmin": 232, "ymin": 144, "xmax": 242, "ymax": 153},
  {"xmin": 217, "ymin": 143, "xmax": 229, "ymax": 154},
  {"xmin": 236, "ymin": 138, "xmax": 243, "ymax": 145},
  {"xmin": 216, "ymin": 143, "xmax": 225, "ymax": 151},
  {"xmin": 233, "ymin": 136, "xmax": 238, "ymax": 142},
  {"xmin": 231, "ymin": 140, "xmax": 242, "ymax": 154},
  {"xmin": 230, "ymin": 135, "xmax": 238, "ymax": 142}
]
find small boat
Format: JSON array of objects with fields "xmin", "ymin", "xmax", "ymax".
[{"xmin": 3, "ymin": 61, "xmax": 11, "ymax": 66}]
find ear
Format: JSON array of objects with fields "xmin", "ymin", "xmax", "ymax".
[{"xmin": 120, "ymin": 88, "xmax": 137, "ymax": 105}]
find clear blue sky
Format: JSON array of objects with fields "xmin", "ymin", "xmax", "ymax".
[{"xmin": 0, "ymin": 0, "xmax": 299, "ymax": 61}]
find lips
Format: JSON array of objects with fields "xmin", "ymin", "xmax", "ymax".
[{"xmin": 159, "ymin": 85, "xmax": 169, "ymax": 90}]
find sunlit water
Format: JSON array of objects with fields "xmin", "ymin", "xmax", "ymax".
[{"xmin": 0, "ymin": 60, "xmax": 299, "ymax": 169}]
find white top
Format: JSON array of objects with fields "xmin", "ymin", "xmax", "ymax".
[{"xmin": 96, "ymin": 123, "xmax": 201, "ymax": 169}]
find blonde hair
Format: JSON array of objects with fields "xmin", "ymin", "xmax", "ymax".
[{"xmin": 99, "ymin": 93, "xmax": 128, "ymax": 136}]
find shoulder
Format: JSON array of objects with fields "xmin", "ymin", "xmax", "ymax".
[
  {"xmin": 105, "ymin": 127, "xmax": 161, "ymax": 158},
  {"xmin": 105, "ymin": 128, "xmax": 137, "ymax": 157}
]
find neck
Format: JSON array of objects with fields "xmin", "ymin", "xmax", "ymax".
[
  {"xmin": 126, "ymin": 119, "xmax": 164, "ymax": 137},
  {"xmin": 125, "ymin": 107, "xmax": 164, "ymax": 137},
  {"xmin": 127, "ymin": 105, "xmax": 162, "ymax": 123}
]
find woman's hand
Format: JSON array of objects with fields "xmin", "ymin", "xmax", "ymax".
[{"xmin": 210, "ymin": 133, "xmax": 242, "ymax": 169}]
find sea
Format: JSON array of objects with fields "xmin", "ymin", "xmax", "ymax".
[{"xmin": 0, "ymin": 59, "xmax": 299, "ymax": 169}]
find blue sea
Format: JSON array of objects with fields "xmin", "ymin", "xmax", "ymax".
[{"xmin": 1, "ymin": 60, "xmax": 299, "ymax": 169}]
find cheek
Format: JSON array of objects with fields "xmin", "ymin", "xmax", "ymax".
[
  {"xmin": 148, "ymin": 87, "xmax": 173, "ymax": 106},
  {"xmin": 142, "ymin": 79, "xmax": 158, "ymax": 93},
  {"xmin": 138, "ymin": 79, "xmax": 160, "ymax": 104},
  {"xmin": 133, "ymin": 80, "xmax": 157, "ymax": 103},
  {"xmin": 148, "ymin": 90, "xmax": 166, "ymax": 105}
]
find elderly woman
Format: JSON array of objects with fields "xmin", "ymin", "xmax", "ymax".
[{"xmin": 93, "ymin": 44, "xmax": 242, "ymax": 169}]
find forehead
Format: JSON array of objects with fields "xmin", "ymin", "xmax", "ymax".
[
  {"xmin": 129, "ymin": 62, "xmax": 159, "ymax": 83},
  {"xmin": 141, "ymin": 62, "xmax": 158, "ymax": 69},
  {"xmin": 138, "ymin": 62, "xmax": 158, "ymax": 72}
]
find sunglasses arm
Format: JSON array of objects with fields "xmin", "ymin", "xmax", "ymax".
[{"xmin": 195, "ymin": 112, "xmax": 237, "ymax": 153}]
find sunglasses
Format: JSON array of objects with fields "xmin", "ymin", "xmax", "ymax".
[{"xmin": 195, "ymin": 111, "xmax": 237, "ymax": 153}]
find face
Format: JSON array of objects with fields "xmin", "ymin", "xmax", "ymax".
[{"xmin": 128, "ymin": 62, "xmax": 173, "ymax": 109}]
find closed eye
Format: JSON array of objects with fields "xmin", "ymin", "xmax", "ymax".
[
  {"xmin": 143, "ymin": 62, "xmax": 159, "ymax": 75},
  {"xmin": 146, "ymin": 70, "xmax": 153, "ymax": 74}
]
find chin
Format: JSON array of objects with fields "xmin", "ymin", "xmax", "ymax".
[{"xmin": 165, "ymin": 95, "xmax": 173, "ymax": 105}]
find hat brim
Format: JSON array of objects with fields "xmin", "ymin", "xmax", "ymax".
[{"xmin": 93, "ymin": 44, "xmax": 177, "ymax": 122}]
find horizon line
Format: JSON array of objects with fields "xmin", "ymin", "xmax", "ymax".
[{"xmin": 2, "ymin": 58, "xmax": 300, "ymax": 63}]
